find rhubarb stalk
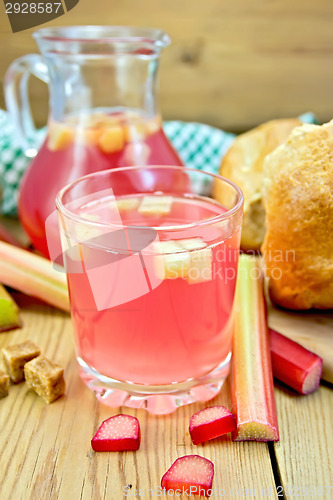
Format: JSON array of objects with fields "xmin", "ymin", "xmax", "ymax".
[
  {"xmin": 270, "ymin": 328, "xmax": 323, "ymax": 395},
  {"xmin": 231, "ymin": 255, "xmax": 279, "ymax": 441},
  {"xmin": 0, "ymin": 241, "xmax": 69, "ymax": 312}
]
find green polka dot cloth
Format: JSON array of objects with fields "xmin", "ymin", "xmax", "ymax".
[
  {"xmin": 0, "ymin": 110, "xmax": 316, "ymax": 216},
  {"xmin": 0, "ymin": 110, "xmax": 28, "ymax": 215},
  {"xmin": 0, "ymin": 110, "xmax": 45, "ymax": 215},
  {"xmin": 164, "ymin": 120, "xmax": 235, "ymax": 194}
]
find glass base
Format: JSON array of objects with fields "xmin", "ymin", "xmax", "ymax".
[{"xmin": 77, "ymin": 353, "xmax": 231, "ymax": 415}]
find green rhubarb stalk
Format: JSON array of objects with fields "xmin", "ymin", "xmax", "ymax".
[
  {"xmin": 231, "ymin": 255, "xmax": 279, "ymax": 441},
  {"xmin": 0, "ymin": 241, "xmax": 69, "ymax": 312},
  {"xmin": 0, "ymin": 284, "xmax": 22, "ymax": 332}
]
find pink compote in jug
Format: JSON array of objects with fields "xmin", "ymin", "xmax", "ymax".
[{"xmin": 5, "ymin": 26, "xmax": 184, "ymax": 256}]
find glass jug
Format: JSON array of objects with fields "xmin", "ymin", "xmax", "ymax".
[{"xmin": 5, "ymin": 26, "xmax": 183, "ymax": 257}]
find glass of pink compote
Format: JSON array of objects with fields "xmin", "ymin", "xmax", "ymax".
[{"xmin": 55, "ymin": 166, "xmax": 243, "ymax": 414}]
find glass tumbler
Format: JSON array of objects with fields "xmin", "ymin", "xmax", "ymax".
[{"xmin": 55, "ymin": 166, "xmax": 243, "ymax": 414}]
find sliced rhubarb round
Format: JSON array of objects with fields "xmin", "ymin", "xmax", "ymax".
[
  {"xmin": 161, "ymin": 455, "xmax": 214, "ymax": 497},
  {"xmin": 91, "ymin": 414, "xmax": 140, "ymax": 452},
  {"xmin": 189, "ymin": 406, "xmax": 236, "ymax": 445}
]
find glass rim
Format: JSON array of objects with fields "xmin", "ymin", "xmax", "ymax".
[
  {"xmin": 55, "ymin": 165, "xmax": 244, "ymax": 232},
  {"xmin": 33, "ymin": 25, "xmax": 170, "ymax": 48}
]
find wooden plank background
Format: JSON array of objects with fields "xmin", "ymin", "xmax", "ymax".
[
  {"xmin": 0, "ymin": 298, "xmax": 278, "ymax": 500},
  {"xmin": 0, "ymin": 0, "xmax": 333, "ymax": 132},
  {"xmin": 0, "ymin": 294, "xmax": 332, "ymax": 500}
]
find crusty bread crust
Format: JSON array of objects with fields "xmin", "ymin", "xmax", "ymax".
[
  {"xmin": 215, "ymin": 118, "xmax": 301, "ymax": 250},
  {"xmin": 262, "ymin": 120, "xmax": 333, "ymax": 310}
]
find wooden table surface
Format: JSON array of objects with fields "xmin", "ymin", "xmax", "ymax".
[{"xmin": 0, "ymin": 292, "xmax": 332, "ymax": 500}]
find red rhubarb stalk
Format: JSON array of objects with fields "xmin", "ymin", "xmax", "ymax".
[
  {"xmin": 270, "ymin": 328, "xmax": 323, "ymax": 395},
  {"xmin": 231, "ymin": 255, "xmax": 279, "ymax": 441}
]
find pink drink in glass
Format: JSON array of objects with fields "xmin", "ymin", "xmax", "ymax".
[{"xmin": 56, "ymin": 167, "xmax": 243, "ymax": 414}]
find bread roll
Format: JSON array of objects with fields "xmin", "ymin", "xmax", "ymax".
[
  {"xmin": 262, "ymin": 120, "xmax": 333, "ymax": 310},
  {"xmin": 215, "ymin": 118, "xmax": 301, "ymax": 250}
]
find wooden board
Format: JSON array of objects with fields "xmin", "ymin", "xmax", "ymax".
[
  {"xmin": 1, "ymin": 0, "xmax": 333, "ymax": 132},
  {"xmin": 0, "ymin": 295, "xmax": 332, "ymax": 500},
  {"xmin": 274, "ymin": 386, "xmax": 333, "ymax": 500}
]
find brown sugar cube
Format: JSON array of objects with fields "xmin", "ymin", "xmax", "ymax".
[
  {"xmin": 2, "ymin": 340, "xmax": 41, "ymax": 383},
  {"xmin": 24, "ymin": 355, "xmax": 65, "ymax": 404},
  {"xmin": 0, "ymin": 370, "xmax": 10, "ymax": 398}
]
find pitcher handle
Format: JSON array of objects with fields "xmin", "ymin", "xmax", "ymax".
[{"xmin": 4, "ymin": 54, "xmax": 49, "ymax": 157}]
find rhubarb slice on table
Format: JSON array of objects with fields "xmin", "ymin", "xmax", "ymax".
[
  {"xmin": 270, "ymin": 328, "xmax": 323, "ymax": 395},
  {"xmin": 231, "ymin": 255, "xmax": 279, "ymax": 441},
  {"xmin": 190, "ymin": 406, "xmax": 236, "ymax": 445},
  {"xmin": 91, "ymin": 415, "xmax": 140, "ymax": 452},
  {"xmin": 0, "ymin": 241, "xmax": 69, "ymax": 312},
  {"xmin": 161, "ymin": 455, "xmax": 214, "ymax": 497},
  {"xmin": 0, "ymin": 284, "xmax": 22, "ymax": 332}
]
